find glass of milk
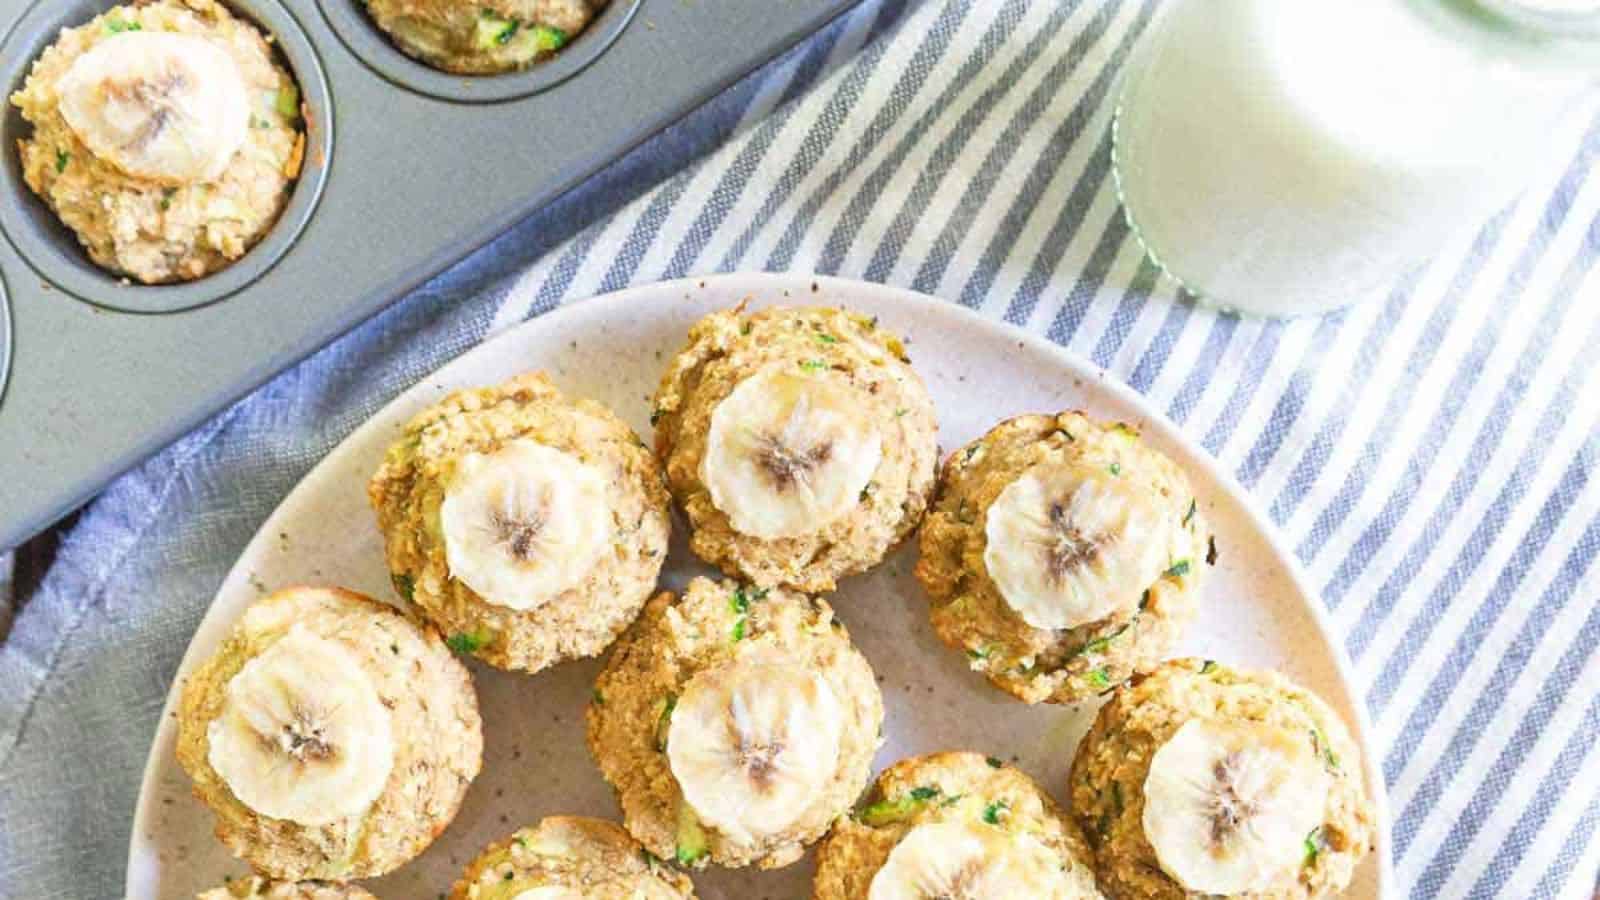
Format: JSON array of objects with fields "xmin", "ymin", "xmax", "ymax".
[{"xmin": 1113, "ymin": 0, "xmax": 1600, "ymax": 317}]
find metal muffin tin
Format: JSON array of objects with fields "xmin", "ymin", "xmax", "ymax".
[
  {"xmin": 0, "ymin": 0, "xmax": 862, "ymax": 550},
  {"xmin": 0, "ymin": 273, "xmax": 11, "ymax": 407}
]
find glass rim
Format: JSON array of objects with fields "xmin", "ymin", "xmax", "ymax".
[{"xmin": 1419, "ymin": 0, "xmax": 1600, "ymax": 62}]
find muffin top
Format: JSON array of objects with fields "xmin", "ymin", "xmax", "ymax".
[
  {"xmin": 175, "ymin": 586, "xmax": 482, "ymax": 881},
  {"xmin": 448, "ymin": 816, "xmax": 696, "ymax": 899},
  {"xmin": 918, "ymin": 411, "xmax": 1211, "ymax": 703},
  {"xmin": 1068, "ymin": 659, "xmax": 1375, "ymax": 899},
  {"xmin": 653, "ymin": 304, "xmax": 938, "ymax": 592},
  {"xmin": 814, "ymin": 752, "xmax": 1103, "ymax": 899},
  {"xmin": 197, "ymin": 877, "xmax": 377, "ymax": 899},
  {"xmin": 9, "ymin": 0, "xmax": 303, "ymax": 283},
  {"xmin": 367, "ymin": 371, "xmax": 670, "ymax": 672},
  {"xmin": 586, "ymin": 577, "xmax": 884, "ymax": 870},
  {"xmin": 365, "ymin": 0, "xmax": 605, "ymax": 75}
]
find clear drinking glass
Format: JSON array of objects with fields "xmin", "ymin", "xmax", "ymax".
[{"xmin": 1112, "ymin": 0, "xmax": 1600, "ymax": 317}]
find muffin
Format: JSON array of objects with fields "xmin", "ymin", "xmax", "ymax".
[
  {"xmin": 197, "ymin": 877, "xmax": 377, "ymax": 899},
  {"xmin": 10, "ymin": 0, "xmax": 304, "ymax": 283},
  {"xmin": 586, "ymin": 577, "xmax": 884, "ymax": 870},
  {"xmin": 652, "ymin": 305, "xmax": 938, "ymax": 593},
  {"xmin": 1067, "ymin": 659, "xmax": 1375, "ymax": 899},
  {"xmin": 815, "ymin": 752, "xmax": 1104, "ymax": 899},
  {"xmin": 175, "ymin": 586, "xmax": 483, "ymax": 880},
  {"xmin": 916, "ymin": 412, "xmax": 1210, "ymax": 704},
  {"xmin": 448, "ymin": 816, "xmax": 696, "ymax": 899},
  {"xmin": 368, "ymin": 372, "xmax": 670, "ymax": 673},
  {"xmin": 365, "ymin": 0, "xmax": 607, "ymax": 74}
]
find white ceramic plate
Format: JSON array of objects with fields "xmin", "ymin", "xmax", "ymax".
[{"xmin": 128, "ymin": 273, "xmax": 1392, "ymax": 899}]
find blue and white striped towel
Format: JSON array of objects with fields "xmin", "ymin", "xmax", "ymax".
[{"xmin": 2, "ymin": 1, "xmax": 1597, "ymax": 897}]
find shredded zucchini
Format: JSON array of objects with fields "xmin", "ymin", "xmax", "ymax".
[
  {"xmin": 474, "ymin": 10, "xmax": 519, "ymax": 50},
  {"xmin": 654, "ymin": 694, "xmax": 678, "ymax": 751},
  {"xmin": 674, "ymin": 803, "xmax": 708, "ymax": 864},
  {"xmin": 531, "ymin": 24, "xmax": 568, "ymax": 51},
  {"xmin": 445, "ymin": 626, "xmax": 491, "ymax": 654},
  {"xmin": 274, "ymin": 84, "xmax": 300, "ymax": 121},
  {"xmin": 859, "ymin": 785, "xmax": 940, "ymax": 826}
]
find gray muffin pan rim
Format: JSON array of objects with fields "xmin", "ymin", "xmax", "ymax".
[
  {"xmin": 320, "ymin": 0, "xmax": 643, "ymax": 104},
  {"xmin": 0, "ymin": 0, "xmax": 334, "ymax": 315},
  {"xmin": 0, "ymin": 272, "xmax": 10, "ymax": 409}
]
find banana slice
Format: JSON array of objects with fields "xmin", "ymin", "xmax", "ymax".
[
  {"xmin": 1143, "ymin": 719, "xmax": 1331, "ymax": 894},
  {"xmin": 57, "ymin": 32, "xmax": 250, "ymax": 184},
  {"xmin": 982, "ymin": 463, "xmax": 1172, "ymax": 630},
  {"xmin": 665, "ymin": 646, "xmax": 844, "ymax": 843},
  {"xmin": 700, "ymin": 367, "xmax": 882, "ymax": 540},
  {"xmin": 206, "ymin": 624, "xmax": 395, "ymax": 826},
  {"xmin": 440, "ymin": 439, "xmax": 611, "ymax": 610},
  {"xmin": 867, "ymin": 821, "xmax": 1087, "ymax": 899}
]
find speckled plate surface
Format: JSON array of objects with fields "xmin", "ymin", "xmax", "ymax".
[{"xmin": 128, "ymin": 273, "xmax": 1392, "ymax": 899}]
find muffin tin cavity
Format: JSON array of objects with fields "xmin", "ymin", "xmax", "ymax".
[
  {"xmin": 0, "ymin": 0, "xmax": 332, "ymax": 314},
  {"xmin": 320, "ymin": 0, "xmax": 640, "ymax": 103}
]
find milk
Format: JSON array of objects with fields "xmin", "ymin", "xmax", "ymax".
[{"xmin": 1113, "ymin": 0, "xmax": 1596, "ymax": 316}]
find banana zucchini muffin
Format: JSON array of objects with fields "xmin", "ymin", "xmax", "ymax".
[
  {"xmin": 652, "ymin": 305, "xmax": 938, "ymax": 593},
  {"xmin": 448, "ymin": 816, "xmax": 696, "ymax": 899},
  {"xmin": 916, "ymin": 412, "xmax": 1210, "ymax": 704},
  {"xmin": 368, "ymin": 372, "xmax": 670, "ymax": 673},
  {"xmin": 586, "ymin": 577, "xmax": 884, "ymax": 870},
  {"xmin": 1068, "ymin": 659, "xmax": 1374, "ymax": 899},
  {"xmin": 10, "ymin": 0, "xmax": 305, "ymax": 283},
  {"xmin": 814, "ymin": 752, "xmax": 1104, "ymax": 899},
  {"xmin": 364, "ymin": 0, "xmax": 606, "ymax": 74},
  {"xmin": 175, "ymin": 586, "xmax": 483, "ymax": 881},
  {"xmin": 198, "ymin": 877, "xmax": 377, "ymax": 899}
]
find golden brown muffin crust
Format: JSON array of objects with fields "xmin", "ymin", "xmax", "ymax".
[
  {"xmin": 365, "ymin": 0, "xmax": 604, "ymax": 74},
  {"xmin": 175, "ymin": 586, "xmax": 482, "ymax": 881},
  {"xmin": 917, "ymin": 411, "xmax": 1211, "ymax": 704},
  {"xmin": 448, "ymin": 816, "xmax": 696, "ymax": 899},
  {"xmin": 1067, "ymin": 659, "xmax": 1375, "ymax": 899},
  {"xmin": 814, "ymin": 751, "xmax": 1104, "ymax": 899},
  {"xmin": 652, "ymin": 305, "xmax": 938, "ymax": 593},
  {"xmin": 586, "ymin": 578, "xmax": 884, "ymax": 870},
  {"xmin": 9, "ymin": 0, "xmax": 304, "ymax": 283},
  {"xmin": 197, "ymin": 876, "xmax": 378, "ymax": 899},
  {"xmin": 368, "ymin": 371, "xmax": 670, "ymax": 673}
]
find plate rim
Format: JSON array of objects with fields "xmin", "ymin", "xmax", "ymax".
[{"xmin": 127, "ymin": 271, "xmax": 1394, "ymax": 897}]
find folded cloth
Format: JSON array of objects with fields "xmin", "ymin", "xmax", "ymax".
[{"xmin": 3, "ymin": 1, "xmax": 1598, "ymax": 898}]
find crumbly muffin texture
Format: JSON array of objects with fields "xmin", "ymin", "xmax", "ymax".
[
  {"xmin": 10, "ymin": 0, "xmax": 304, "ymax": 283},
  {"xmin": 368, "ymin": 371, "xmax": 670, "ymax": 673},
  {"xmin": 176, "ymin": 587, "xmax": 482, "ymax": 880},
  {"xmin": 585, "ymin": 577, "xmax": 884, "ymax": 870},
  {"xmin": 1068, "ymin": 659, "xmax": 1375, "ymax": 899},
  {"xmin": 197, "ymin": 877, "xmax": 377, "ymax": 900},
  {"xmin": 652, "ymin": 305, "xmax": 938, "ymax": 593},
  {"xmin": 917, "ymin": 412, "xmax": 1211, "ymax": 704},
  {"xmin": 448, "ymin": 816, "xmax": 696, "ymax": 899},
  {"xmin": 365, "ymin": 0, "xmax": 605, "ymax": 74},
  {"xmin": 814, "ymin": 752, "xmax": 1104, "ymax": 899}
]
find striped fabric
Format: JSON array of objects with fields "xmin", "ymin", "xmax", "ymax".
[{"xmin": 483, "ymin": 1, "xmax": 1600, "ymax": 896}]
